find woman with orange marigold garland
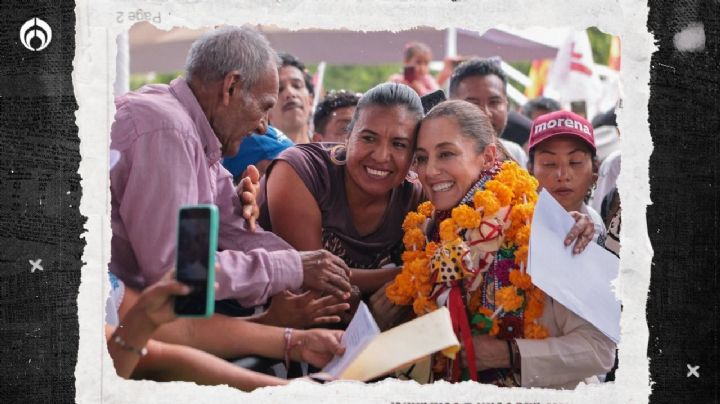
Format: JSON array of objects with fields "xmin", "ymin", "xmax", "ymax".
[{"xmin": 391, "ymin": 100, "xmax": 615, "ymax": 388}]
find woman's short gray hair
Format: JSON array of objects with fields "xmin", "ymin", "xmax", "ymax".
[{"xmin": 185, "ymin": 26, "xmax": 279, "ymax": 89}]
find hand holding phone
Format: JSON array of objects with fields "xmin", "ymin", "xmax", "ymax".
[
  {"xmin": 174, "ymin": 204, "xmax": 219, "ymax": 317},
  {"xmin": 403, "ymin": 65, "xmax": 416, "ymax": 84}
]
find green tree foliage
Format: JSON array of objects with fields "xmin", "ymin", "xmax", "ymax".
[
  {"xmin": 309, "ymin": 63, "xmax": 402, "ymax": 95},
  {"xmin": 130, "ymin": 71, "xmax": 180, "ymax": 90},
  {"xmin": 128, "ymin": 27, "xmax": 614, "ymax": 95}
]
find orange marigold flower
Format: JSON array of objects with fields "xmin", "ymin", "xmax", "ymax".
[
  {"xmin": 496, "ymin": 161, "xmax": 520, "ymax": 182},
  {"xmin": 439, "ymin": 218, "xmax": 459, "ymax": 242},
  {"xmin": 509, "ymin": 269, "xmax": 533, "ymax": 290},
  {"xmin": 504, "ymin": 221, "xmax": 521, "ymax": 240},
  {"xmin": 416, "ymin": 281, "xmax": 433, "ymax": 296},
  {"xmin": 417, "ymin": 201, "xmax": 434, "ymax": 217},
  {"xmin": 512, "ymin": 224, "xmax": 531, "ymax": 246},
  {"xmin": 473, "ymin": 190, "xmax": 500, "ymax": 216},
  {"xmin": 485, "ymin": 179, "xmax": 514, "ymax": 206},
  {"xmin": 401, "ymin": 250, "xmax": 423, "ymax": 264},
  {"xmin": 386, "ymin": 280, "xmax": 412, "ymax": 305},
  {"xmin": 451, "ymin": 204, "xmax": 481, "ymax": 229},
  {"xmin": 524, "ymin": 190, "xmax": 539, "ymax": 204},
  {"xmin": 524, "ymin": 287, "xmax": 545, "ymax": 321},
  {"xmin": 402, "ymin": 211, "xmax": 426, "ymax": 232},
  {"xmin": 425, "ymin": 241, "xmax": 438, "ymax": 258},
  {"xmin": 514, "ymin": 245, "xmax": 529, "ymax": 266},
  {"xmin": 403, "ymin": 227, "xmax": 426, "ymax": 250},
  {"xmin": 509, "ymin": 203, "xmax": 534, "ymax": 224},
  {"xmin": 412, "ymin": 295, "xmax": 438, "ymax": 316},
  {"xmin": 524, "ymin": 322, "xmax": 549, "ymax": 339},
  {"xmin": 407, "ymin": 258, "xmax": 429, "ymax": 278},
  {"xmin": 496, "ymin": 286, "xmax": 524, "ymax": 312},
  {"xmin": 524, "ymin": 299, "xmax": 543, "ymax": 322}
]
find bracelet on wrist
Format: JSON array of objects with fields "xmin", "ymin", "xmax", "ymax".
[
  {"xmin": 112, "ymin": 334, "xmax": 148, "ymax": 357},
  {"xmin": 283, "ymin": 328, "xmax": 302, "ymax": 370}
]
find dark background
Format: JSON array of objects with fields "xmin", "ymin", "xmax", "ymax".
[
  {"xmin": 646, "ymin": 0, "xmax": 719, "ymax": 402},
  {"xmin": 0, "ymin": 0, "xmax": 718, "ymax": 402},
  {"xmin": 1, "ymin": 1, "xmax": 84, "ymax": 402}
]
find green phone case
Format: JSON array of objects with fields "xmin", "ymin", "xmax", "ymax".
[{"xmin": 175, "ymin": 204, "xmax": 218, "ymax": 317}]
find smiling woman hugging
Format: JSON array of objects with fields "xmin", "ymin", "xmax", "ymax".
[
  {"xmin": 258, "ymin": 83, "xmax": 425, "ymax": 327},
  {"xmin": 386, "ymin": 100, "xmax": 615, "ymax": 388}
]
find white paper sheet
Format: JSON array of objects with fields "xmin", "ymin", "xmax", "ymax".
[
  {"xmin": 321, "ymin": 301, "xmax": 380, "ymax": 377},
  {"xmin": 528, "ymin": 189, "xmax": 621, "ymax": 343}
]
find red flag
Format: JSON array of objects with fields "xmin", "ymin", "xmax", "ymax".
[{"xmin": 608, "ymin": 36, "xmax": 621, "ymax": 71}]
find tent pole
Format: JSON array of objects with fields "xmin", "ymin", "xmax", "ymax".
[
  {"xmin": 115, "ymin": 32, "xmax": 130, "ymax": 97},
  {"xmin": 446, "ymin": 27, "xmax": 457, "ymax": 58}
]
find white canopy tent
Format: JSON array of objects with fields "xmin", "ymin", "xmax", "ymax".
[
  {"xmin": 116, "ymin": 23, "xmax": 618, "ymax": 116},
  {"xmin": 125, "ymin": 22, "xmax": 559, "ymax": 74}
]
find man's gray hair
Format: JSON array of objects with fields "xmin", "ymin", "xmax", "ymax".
[{"xmin": 185, "ymin": 26, "xmax": 279, "ymax": 89}]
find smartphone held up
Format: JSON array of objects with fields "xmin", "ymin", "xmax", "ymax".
[
  {"xmin": 403, "ymin": 65, "xmax": 416, "ymax": 84},
  {"xmin": 174, "ymin": 205, "xmax": 219, "ymax": 317}
]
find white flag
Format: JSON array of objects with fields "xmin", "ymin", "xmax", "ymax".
[{"xmin": 545, "ymin": 30, "xmax": 603, "ymax": 118}]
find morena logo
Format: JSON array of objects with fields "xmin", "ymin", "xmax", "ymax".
[
  {"xmin": 533, "ymin": 118, "xmax": 591, "ymax": 135},
  {"xmin": 20, "ymin": 18, "xmax": 52, "ymax": 52}
]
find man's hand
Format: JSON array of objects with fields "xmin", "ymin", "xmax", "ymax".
[
  {"xmin": 237, "ymin": 164, "xmax": 261, "ymax": 232},
  {"xmin": 565, "ymin": 211, "xmax": 596, "ymax": 254},
  {"xmin": 338, "ymin": 285, "xmax": 361, "ymax": 324},
  {"xmin": 299, "ymin": 250, "xmax": 352, "ymax": 299},
  {"xmin": 264, "ymin": 289, "xmax": 351, "ymax": 329},
  {"xmin": 292, "ymin": 328, "xmax": 345, "ymax": 368}
]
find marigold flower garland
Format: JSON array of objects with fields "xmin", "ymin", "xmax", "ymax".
[{"xmin": 387, "ymin": 161, "xmax": 549, "ymax": 342}]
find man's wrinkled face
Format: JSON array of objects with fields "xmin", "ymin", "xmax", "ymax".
[{"xmin": 215, "ymin": 66, "xmax": 278, "ymax": 157}]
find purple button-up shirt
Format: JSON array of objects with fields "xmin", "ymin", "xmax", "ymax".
[{"xmin": 109, "ymin": 78, "xmax": 302, "ymax": 306}]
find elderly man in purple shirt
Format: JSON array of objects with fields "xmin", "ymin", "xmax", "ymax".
[{"xmin": 110, "ymin": 26, "xmax": 351, "ymax": 312}]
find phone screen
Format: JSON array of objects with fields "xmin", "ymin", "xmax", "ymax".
[
  {"xmin": 420, "ymin": 89, "xmax": 447, "ymax": 114},
  {"xmin": 174, "ymin": 207, "xmax": 214, "ymax": 316}
]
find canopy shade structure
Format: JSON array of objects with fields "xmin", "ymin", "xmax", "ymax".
[{"xmin": 127, "ymin": 22, "xmax": 559, "ymax": 74}]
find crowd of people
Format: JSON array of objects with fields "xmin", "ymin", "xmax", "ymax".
[{"xmin": 107, "ymin": 25, "xmax": 621, "ymax": 391}]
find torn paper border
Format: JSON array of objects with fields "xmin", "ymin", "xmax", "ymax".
[{"xmin": 74, "ymin": 0, "xmax": 654, "ymax": 402}]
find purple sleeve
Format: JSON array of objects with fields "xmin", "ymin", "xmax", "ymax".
[
  {"xmin": 115, "ymin": 123, "xmax": 302, "ymax": 306},
  {"xmin": 214, "ymin": 166, "xmax": 303, "ymax": 306},
  {"xmin": 115, "ymin": 128, "xmax": 203, "ymax": 288}
]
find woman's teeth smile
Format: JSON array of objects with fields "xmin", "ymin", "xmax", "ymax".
[
  {"xmin": 366, "ymin": 167, "xmax": 390, "ymax": 178},
  {"xmin": 432, "ymin": 182, "xmax": 454, "ymax": 192}
]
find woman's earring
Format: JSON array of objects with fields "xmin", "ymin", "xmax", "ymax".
[
  {"xmin": 405, "ymin": 170, "xmax": 419, "ymax": 183},
  {"xmin": 329, "ymin": 144, "xmax": 347, "ymax": 166}
]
